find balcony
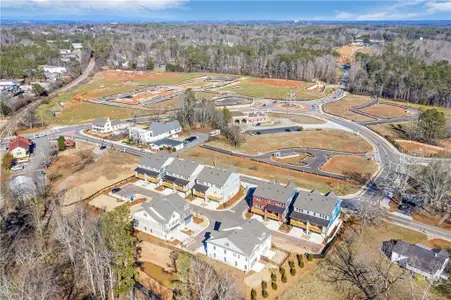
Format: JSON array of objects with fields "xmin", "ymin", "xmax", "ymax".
[
  {"xmin": 163, "ymin": 181, "xmax": 173, "ymax": 188},
  {"xmin": 309, "ymin": 224, "xmax": 323, "ymax": 234},
  {"xmin": 136, "ymin": 173, "xmax": 146, "ymax": 180},
  {"xmin": 175, "ymin": 184, "xmax": 188, "ymax": 192},
  {"xmin": 290, "ymin": 219, "xmax": 307, "ymax": 229},
  {"xmin": 147, "ymin": 176, "xmax": 159, "ymax": 183},
  {"xmin": 266, "ymin": 212, "xmax": 280, "ymax": 221},
  {"xmin": 193, "ymin": 190, "xmax": 205, "ymax": 198},
  {"xmin": 251, "ymin": 207, "xmax": 265, "ymax": 216},
  {"xmin": 207, "ymin": 194, "xmax": 222, "ymax": 202}
]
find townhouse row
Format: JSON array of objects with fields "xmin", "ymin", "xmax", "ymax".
[
  {"xmin": 251, "ymin": 181, "xmax": 342, "ymax": 238},
  {"xmin": 135, "ymin": 152, "xmax": 241, "ymax": 204}
]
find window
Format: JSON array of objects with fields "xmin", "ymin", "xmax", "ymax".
[
  {"xmin": 224, "ymin": 249, "xmax": 226, "ymax": 254},
  {"xmin": 235, "ymin": 261, "xmax": 237, "ymax": 266},
  {"xmin": 144, "ymin": 226, "xmax": 147, "ymax": 231},
  {"xmin": 224, "ymin": 257, "xmax": 227, "ymax": 262},
  {"xmin": 213, "ymin": 253, "xmax": 216, "ymax": 258},
  {"xmin": 244, "ymin": 265, "xmax": 247, "ymax": 270}
]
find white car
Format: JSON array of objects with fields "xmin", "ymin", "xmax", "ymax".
[{"xmin": 11, "ymin": 165, "xmax": 24, "ymax": 171}]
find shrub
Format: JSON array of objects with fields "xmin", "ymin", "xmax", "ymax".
[
  {"xmin": 290, "ymin": 268, "xmax": 296, "ymax": 276},
  {"xmin": 271, "ymin": 282, "xmax": 278, "ymax": 290},
  {"xmin": 271, "ymin": 273, "xmax": 277, "ymax": 282},
  {"xmin": 307, "ymin": 253, "xmax": 313, "ymax": 261},
  {"xmin": 2, "ymin": 153, "xmax": 15, "ymax": 170},
  {"xmin": 298, "ymin": 126, "xmax": 304, "ymax": 131},
  {"xmin": 57, "ymin": 136, "xmax": 66, "ymax": 151},
  {"xmin": 281, "ymin": 274, "xmax": 287, "ymax": 283},
  {"xmin": 289, "ymin": 260, "xmax": 295, "ymax": 269},
  {"xmin": 251, "ymin": 289, "xmax": 256, "ymax": 300},
  {"xmin": 299, "ymin": 260, "xmax": 305, "ymax": 268},
  {"xmin": 262, "ymin": 290, "xmax": 269, "ymax": 298},
  {"xmin": 171, "ymin": 148, "xmax": 176, "ymax": 152},
  {"xmin": 279, "ymin": 267, "xmax": 286, "ymax": 275},
  {"xmin": 49, "ymin": 172, "xmax": 63, "ymax": 182},
  {"xmin": 261, "ymin": 281, "xmax": 268, "ymax": 290}
]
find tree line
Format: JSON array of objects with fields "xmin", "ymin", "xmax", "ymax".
[{"xmin": 348, "ymin": 44, "xmax": 451, "ymax": 107}]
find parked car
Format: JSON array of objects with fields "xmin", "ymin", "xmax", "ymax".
[
  {"xmin": 111, "ymin": 188, "xmax": 121, "ymax": 193},
  {"xmin": 255, "ymin": 123, "xmax": 261, "ymax": 126},
  {"xmin": 100, "ymin": 145, "xmax": 107, "ymax": 150},
  {"xmin": 285, "ymin": 128, "xmax": 291, "ymax": 132},
  {"xmin": 11, "ymin": 165, "xmax": 24, "ymax": 171}
]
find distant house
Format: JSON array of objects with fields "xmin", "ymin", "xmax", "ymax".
[
  {"xmin": 193, "ymin": 166, "xmax": 241, "ymax": 204},
  {"xmin": 72, "ymin": 43, "xmax": 83, "ymax": 50},
  {"xmin": 0, "ymin": 79, "xmax": 24, "ymax": 91},
  {"xmin": 59, "ymin": 49, "xmax": 72, "ymax": 55},
  {"xmin": 151, "ymin": 138, "xmax": 184, "ymax": 151},
  {"xmin": 231, "ymin": 110, "xmax": 269, "ymax": 125},
  {"xmin": 205, "ymin": 219, "xmax": 272, "ymax": 272},
  {"xmin": 251, "ymin": 181, "xmax": 296, "ymax": 222},
  {"xmin": 40, "ymin": 65, "xmax": 67, "ymax": 74},
  {"xmin": 8, "ymin": 136, "xmax": 33, "ymax": 159},
  {"xmin": 91, "ymin": 117, "xmax": 129, "ymax": 134},
  {"xmin": 382, "ymin": 240, "xmax": 449, "ymax": 281},
  {"xmin": 129, "ymin": 120, "xmax": 182, "ymax": 144},
  {"xmin": 63, "ymin": 138, "xmax": 76, "ymax": 148},
  {"xmin": 288, "ymin": 190, "xmax": 342, "ymax": 237},
  {"xmin": 135, "ymin": 152, "xmax": 175, "ymax": 185},
  {"xmin": 164, "ymin": 158, "xmax": 204, "ymax": 195},
  {"xmin": 133, "ymin": 193, "xmax": 192, "ymax": 241}
]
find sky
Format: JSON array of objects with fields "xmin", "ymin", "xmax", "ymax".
[{"xmin": 1, "ymin": 0, "xmax": 451, "ymax": 21}]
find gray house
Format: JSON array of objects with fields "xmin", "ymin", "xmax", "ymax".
[
  {"xmin": 382, "ymin": 240, "xmax": 449, "ymax": 281},
  {"xmin": 133, "ymin": 193, "xmax": 192, "ymax": 241},
  {"xmin": 164, "ymin": 158, "xmax": 204, "ymax": 195},
  {"xmin": 135, "ymin": 152, "xmax": 175, "ymax": 184}
]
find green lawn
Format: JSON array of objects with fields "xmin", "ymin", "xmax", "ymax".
[
  {"xmin": 381, "ymin": 99, "xmax": 451, "ymax": 115},
  {"xmin": 217, "ymin": 78, "xmax": 324, "ymax": 100}
]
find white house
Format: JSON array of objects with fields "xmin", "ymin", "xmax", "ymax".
[
  {"xmin": 59, "ymin": 49, "xmax": 72, "ymax": 55},
  {"xmin": 193, "ymin": 166, "xmax": 241, "ymax": 204},
  {"xmin": 0, "ymin": 79, "xmax": 24, "ymax": 90},
  {"xmin": 133, "ymin": 193, "xmax": 192, "ymax": 241},
  {"xmin": 91, "ymin": 117, "xmax": 129, "ymax": 134},
  {"xmin": 163, "ymin": 158, "xmax": 204, "ymax": 195},
  {"xmin": 382, "ymin": 240, "xmax": 449, "ymax": 281},
  {"xmin": 135, "ymin": 152, "xmax": 175, "ymax": 185},
  {"xmin": 151, "ymin": 138, "xmax": 184, "ymax": 151},
  {"xmin": 206, "ymin": 219, "xmax": 272, "ymax": 272},
  {"xmin": 40, "ymin": 65, "xmax": 67, "ymax": 74},
  {"xmin": 72, "ymin": 43, "xmax": 83, "ymax": 50},
  {"xmin": 129, "ymin": 120, "xmax": 182, "ymax": 144}
]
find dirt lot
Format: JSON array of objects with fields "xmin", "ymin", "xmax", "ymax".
[
  {"xmin": 143, "ymin": 96, "xmax": 181, "ymax": 110},
  {"xmin": 268, "ymin": 112, "xmax": 326, "ymax": 124},
  {"xmin": 180, "ymin": 147, "xmax": 362, "ymax": 195},
  {"xmin": 335, "ymin": 45, "xmax": 377, "ymax": 64},
  {"xmin": 89, "ymin": 194, "xmax": 124, "ymax": 211},
  {"xmin": 208, "ymin": 129, "xmax": 374, "ymax": 155},
  {"xmin": 324, "ymin": 94, "xmax": 376, "ymax": 122},
  {"xmin": 360, "ymin": 103, "xmax": 410, "ymax": 118},
  {"xmin": 272, "ymin": 152, "xmax": 311, "ymax": 165},
  {"xmin": 94, "ymin": 70, "xmax": 203, "ymax": 85},
  {"xmin": 47, "ymin": 142, "xmax": 138, "ymax": 206},
  {"xmin": 396, "ymin": 139, "xmax": 451, "ymax": 157},
  {"xmin": 218, "ymin": 77, "xmax": 323, "ymax": 101},
  {"xmin": 320, "ymin": 155, "xmax": 379, "ymax": 177},
  {"xmin": 280, "ymin": 223, "xmax": 451, "ymax": 300}
]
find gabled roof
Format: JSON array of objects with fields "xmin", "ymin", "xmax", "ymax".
[
  {"xmin": 149, "ymin": 120, "xmax": 181, "ymax": 136},
  {"xmin": 196, "ymin": 166, "xmax": 234, "ymax": 186},
  {"xmin": 8, "ymin": 136, "xmax": 32, "ymax": 151},
  {"xmin": 139, "ymin": 193, "xmax": 189, "ymax": 225},
  {"xmin": 208, "ymin": 219, "xmax": 270, "ymax": 256},
  {"xmin": 253, "ymin": 181, "xmax": 296, "ymax": 204},
  {"xmin": 139, "ymin": 152, "xmax": 173, "ymax": 170},
  {"xmin": 93, "ymin": 117, "xmax": 109, "ymax": 127},
  {"xmin": 152, "ymin": 138, "xmax": 184, "ymax": 147},
  {"xmin": 293, "ymin": 190, "xmax": 339, "ymax": 216},
  {"xmin": 383, "ymin": 240, "xmax": 449, "ymax": 275},
  {"xmin": 166, "ymin": 158, "xmax": 203, "ymax": 178}
]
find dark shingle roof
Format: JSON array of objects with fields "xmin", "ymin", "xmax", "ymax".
[
  {"xmin": 293, "ymin": 190, "xmax": 338, "ymax": 216},
  {"xmin": 208, "ymin": 219, "xmax": 270, "ymax": 256},
  {"xmin": 149, "ymin": 120, "xmax": 181, "ymax": 136},
  {"xmin": 384, "ymin": 240, "xmax": 449, "ymax": 275},
  {"xmin": 253, "ymin": 181, "xmax": 295, "ymax": 204},
  {"xmin": 166, "ymin": 158, "xmax": 202, "ymax": 178},
  {"xmin": 196, "ymin": 166, "xmax": 233, "ymax": 186},
  {"xmin": 139, "ymin": 152, "xmax": 173, "ymax": 170}
]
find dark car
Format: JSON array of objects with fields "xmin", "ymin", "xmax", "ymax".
[
  {"xmin": 100, "ymin": 145, "xmax": 107, "ymax": 150},
  {"xmin": 111, "ymin": 188, "xmax": 121, "ymax": 193},
  {"xmin": 285, "ymin": 128, "xmax": 291, "ymax": 132},
  {"xmin": 256, "ymin": 131, "xmax": 262, "ymax": 135}
]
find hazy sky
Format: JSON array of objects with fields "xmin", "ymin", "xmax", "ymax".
[{"xmin": 2, "ymin": 0, "xmax": 451, "ymax": 21}]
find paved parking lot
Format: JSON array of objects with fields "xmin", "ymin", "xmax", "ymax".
[{"xmin": 246, "ymin": 126, "xmax": 300, "ymax": 135}]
